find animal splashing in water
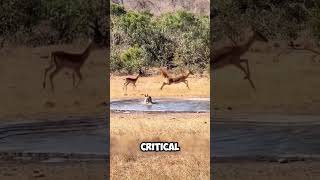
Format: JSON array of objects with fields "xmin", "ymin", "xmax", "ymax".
[{"xmin": 142, "ymin": 94, "xmax": 155, "ymax": 105}]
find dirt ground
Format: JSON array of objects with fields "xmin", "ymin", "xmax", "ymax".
[
  {"xmin": 0, "ymin": 160, "xmax": 108, "ymax": 180},
  {"xmin": 213, "ymin": 44, "xmax": 320, "ymax": 179},
  {"xmin": 0, "ymin": 44, "xmax": 107, "ymax": 119},
  {"xmin": 110, "ymin": 75, "xmax": 210, "ymax": 99},
  {"xmin": 213, "ymin": 161, "xmax": 320, "ymax": 180},
  {"xmin": 110, "ymin": 113, "xmax": 210, "ymax": 179}
]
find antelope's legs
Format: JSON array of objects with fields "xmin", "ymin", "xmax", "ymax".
[
  {"xmin": 240, "ymin": 58, "xmax": 250, "ymax": 79},
  {"xmin": 160, "ymin": 82, "xmax": 168, "ymax": 90},
  {"xmin": 43, "ymin": 64, "xmax": 55, "ymax": 88},
  {"xmin": 234, "ymin": 62, "xmax": 249, "ymax": 79},
  {"xmin": 49, "ymin": 67, "xmax": 62, "ymax": 92},
  {"xmin": 247, "ymin": 77, "xmax": 256, "ymax": 90},
  {"xmin": 75, "ymin": 70, "xmax": 83, "ymax": 87},
  {"xmin": 233, "ymin": 63, "xmax": 256, "ymax": 90},
  {"xmin": 184, "ymin": 80, "xmax": 190, "ymax": 89},
  {"xmin": 123, "ymin": 81, "xmax": 129, "ymax": 92}
]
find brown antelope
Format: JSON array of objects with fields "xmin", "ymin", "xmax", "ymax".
[
  {"xmin": 123, "ymin": 69, "xmax": 143, "ymax": 92},
  {"xmin": 212, "ymin": 27, "xmax": 269, "ymax": 90},
  {"xmin": 42, "ymin": 39, "xmax": 100, "ymax": 91},
  {"xmin": 159, "ymin": 68, "xmax": 194, "ymax": 90}
]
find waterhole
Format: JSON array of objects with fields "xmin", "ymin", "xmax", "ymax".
[{"xmin": 110, "ymin": 98, "xmax": 210, "ymax": 113}]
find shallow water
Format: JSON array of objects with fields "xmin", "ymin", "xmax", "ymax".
[
  {"xmin": 212, "ymin": 115, "xmax": 320, "ymax": 159},
  {"xmin": 110, "ymin": 98, "xmax": 210, "ymax": 112}
]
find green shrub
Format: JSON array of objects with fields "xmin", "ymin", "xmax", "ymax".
[
  {"xmin": 111, "ymin": 3, "xmax": 126, "ymax": 16},
  {"xmin": 157, "ymin": 11, "xmax": 198, "ymax": 34},
  {"xmin": 120, "ymin": 46, "xmax": 144, "ymax": 73}
]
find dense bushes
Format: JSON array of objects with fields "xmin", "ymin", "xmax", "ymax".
[
  {"xmin": 0, "ymin": 0, "xmax": 107, "ymax": 46},
  {"xmin": 212, "ymin": 0, "xmax": 320, "ymax": 42},
  {"xmin": 111, "ymin": 3, "xmax": 209, "ymax": 73}
]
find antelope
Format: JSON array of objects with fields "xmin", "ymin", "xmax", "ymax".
[
  {"xmin": 212, "ymin": 27, "xmax": 269, "ymax": 90},
  {"xmin": 159, "ymin": 68, "xmax": 194, "ymax": 90},
  {"xmin": 123, "ymin": 69, "xmax": 143, "ymax": 92},
  {"xmin": 42, "ymin": 39, "xmax": 100, "ymax": 91}
]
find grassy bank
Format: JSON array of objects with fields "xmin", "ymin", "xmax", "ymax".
[
  {"xmin": 0, "ymin": 44, "xmax": 107, "ymax": 119},
  {"xmin": 110, "ymin": 113, "xmax": 210, "ymax": 179}
]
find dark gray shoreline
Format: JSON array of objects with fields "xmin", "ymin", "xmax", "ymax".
[{"xmin": 0, "ymin": 117, "xmax": 108, "ymax": 159}]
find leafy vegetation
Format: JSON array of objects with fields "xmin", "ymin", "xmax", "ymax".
[
  {"xmin": 213, "ymin": 0, "xmax": 320, "ymax": 42},
  {"xmin": 111, "ymin": 3, "xmax": 209, "ymax": 73},
  {"xmin": 0, "ymin": 0, "xmax": 107, "ymax": 46}
]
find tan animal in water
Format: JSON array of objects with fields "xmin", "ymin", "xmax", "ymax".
[
  {"xmin": 212, "ymin": 27, "xmax": 269, "ymax": 90},
  {"xmin": 42, "ymin": 39, "xmax": 101, "ymax": 91},
  {"xmin": 142, "ymin": 94, "xmax": 154, "ymax": 104},
  {"xmin": 123, "ymin": 69, "xmax": 143, "ymax": 92},
  {"xmin": 159, "ymin": 68, "xmax": 194, "ymax": 90}
]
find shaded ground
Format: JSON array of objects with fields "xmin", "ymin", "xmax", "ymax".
[
  {"xmin": 213, "ymin": 46, "xmax": 320, "ymax": 179},
  {"xmin": 214, "ymin": 50, "xmax": 320, "ymax": 114},
  {"xmin": 0, "ymin": 116, "xmax": 108, "ymax": 179},
  {"xmin": 213, "ymin": 118, "xmax": 320, "ymax": 158},
  {"xmin": 0, "ymin": 44, "xmax": 107, "ymax": 119},
  {"xmin": 0, "ymin": 117, "xmax": 107, "ymax": 154},
  {"xmin": 212, "ymin": 161, "xmax": 320, "ymax": 180},
  {"xmin": 0, "ymin": 160, "xmax": 107, "ymax": 180}
]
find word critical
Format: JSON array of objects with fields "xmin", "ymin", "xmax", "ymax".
[{"xmin": 140, "ymin": 142, "xmax": 180, "ymax": 152}]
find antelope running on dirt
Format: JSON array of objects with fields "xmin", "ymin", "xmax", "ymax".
[
  {"xmin": 212, "ymin": 27, "xmax": 269, "ymax": 90},
  {"xmin": 42, "ymin": 39, "xmax": 101, "ymax": 91},
  {"xmin": 159, "ymin": 68, "xmax": 194, "ymax": 90},
  {"xmin": 123, "ymin": 69, "xmax": 143, "ymax": 92}
]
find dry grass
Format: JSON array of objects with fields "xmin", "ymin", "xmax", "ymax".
[
  {"xmin": 110, "ymin": 76, "xmax": 210, "ymax": 99},
  {"xmin": 0, "ymin": 44, "xmax": 107, "ymax": 119},
  {"xmin": 120, "ymin": 0, "xmax": 210, "ymax": 16},
  {"xmin": 111, "ymin": 113, "xmax": 210, "ymax": 180}
]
